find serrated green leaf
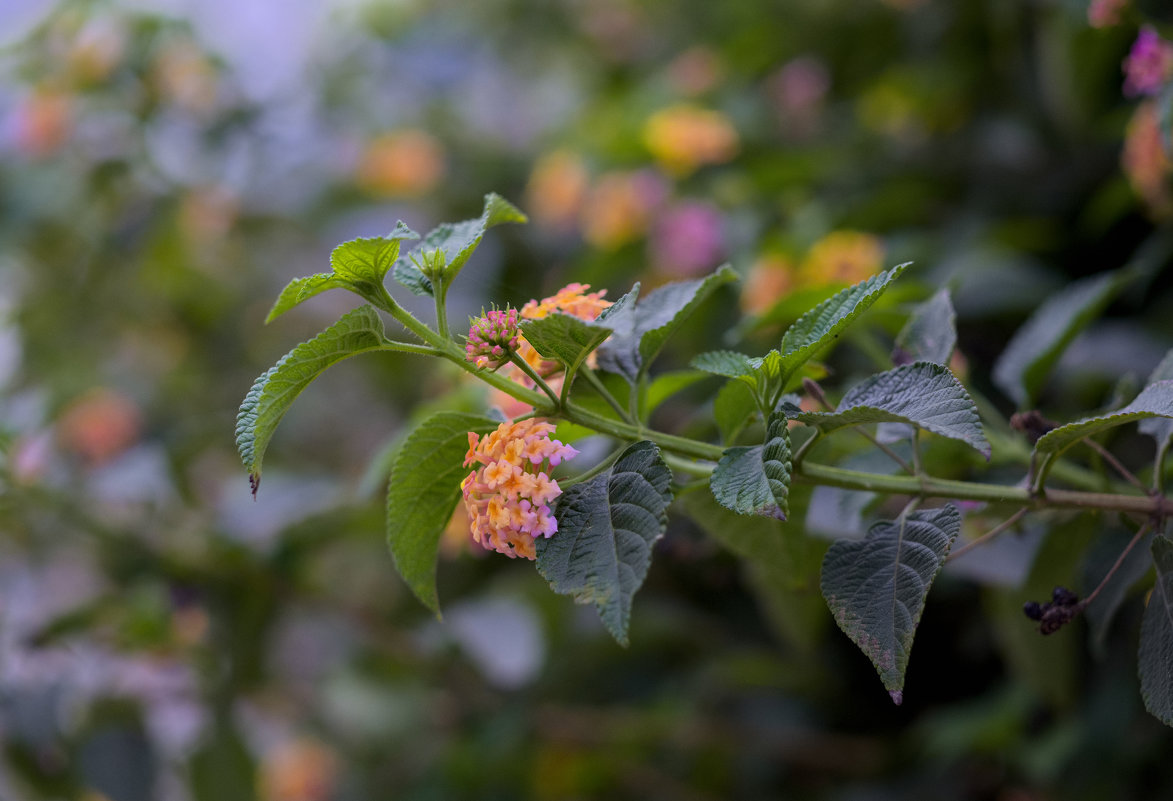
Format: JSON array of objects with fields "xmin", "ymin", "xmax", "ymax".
[
  {"xmin": 710, "ymin": 411, "xmax": 792, "ymax": 518},
  {"xmin": 386, "ymin": 412, "xmax": 499, "ymax": 613},
  {"xmin": 266, "ymin": 223, "xmax": 419, "ymax": 322},
  {"xmin": 821, "ymin": 504, "xmax": 961, "ymax": 701},
  {"xmin": 1140, "ymin": 349, "xmax": 1173, "ymax": 448},
  {"xmin": 1139, "ymin": 535, "xmax": 1173, "ymax": 727},
  {"xmin": 894, "ymin": 289, "xmax": 955, "ymax": 366},
  {"xmin": 596, "ymin": 266, "xmax": 737, "ymax": 382},
  {"xmin": 391, "ymin": 193, "xmax": 527, "ymax": 296},
  {"xmin": 778, "ymin": 264, "xmax": 909, "ymax": 378},
  {"xmin": 236, "ymin": 306, "xmax": 388, "ymax": 490},
  {"xmin": 692, "ymin": 350, "xmax": 755, "ymax": 379},
  {"xmin": 714, "ymin": 379, "xmax": 758, "ymax": 444},
  {"xmin": 792, "ymin": 362, "xmax": 990, "ymax": 458},
  {"xmin": 992, "ymin": 270, "xmax": 1131, "ymax": 408},
  {"xmin": 535, "ymin": 441, "xmax": 673, "ymax": 646},
  {"xmin": 519, "ymin": 312, "xmax": 611, "ymax": 375},
  {"xmin": 1034, "ymin": 379, "xmax": 1173, "ymax": 456}
]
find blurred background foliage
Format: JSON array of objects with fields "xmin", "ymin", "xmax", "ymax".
[{"xmin": 2, "ymin": 0, "xmax": 1173, "ymax": 799}]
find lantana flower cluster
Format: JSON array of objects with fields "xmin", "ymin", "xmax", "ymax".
[
  {"xmin": 465, "ymin": 307, "xmax": 520, "ymax": 370},
  {"xmin": 1123, "ymin": 26, "xmax": 1173, "ymax": 97},
  {"xmin": 461, "ymin": 419, "xmax": 578, "ymax": 559}
]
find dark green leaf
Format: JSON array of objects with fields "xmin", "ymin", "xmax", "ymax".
[
  {"xmin": 391, "ymin": 193, "xmax": 527, "ymax": 296},
  {"xmin": 992, "ymin": 270, "xmax": 1132, "ymax": 408},
  {"xmin": 710, "ymin": 411, "xmax": 792, "ymax": 518},
  {"xmin": 596, "ymin": 266, "xmax": 737, "ymax": 382},
  {"xmin": 266, "ymin": 222, "xmax": 418, "ymax": 322},
  {"xmin": 1139, "ymin": 535, "xmax": 1173, "ymax": 727},
  {"xmin": 894, "ymin": 289, "xmax": 955, "ymax": 366},
  {"xmin": 1034, "ymin": 379, "xmax": 1173, "ymax": 456},
  {"xmin": 519, "ymin": 312, "xmax": 611, "ymax": 375},
  {"xmin": 1085, "ymin": 527, "xmax": 1154, "ymax": 657},
  {"xmin": 692, "ymin": 349, "xmax": 755, "ymax": 379},
  {"xmin": 536, "ymin": 441, "xmax": 673, "ymax": 645},
  {"xmin": 236, "ymin": 306, "xmax": 388, "ymax": 490},
  {"xmin": 386, "ymin": 411, "xmax": 499, "ymax": 613},
  {"xmin": 792, "ymin": 362, "xmax": 990, "ymax": 459},
  {"xmin": 821, "ymin": 504, "xmax": 961, "ymax": 701},
  {"xmin": 1139, "ymin": 349, "xmax": 1173, "ymax": 448},
  {"xmin": 190, "ymin": 723, "xmax": 256, "ymax": 801},
  {"xmin": 778, "ymin": 264, "xmax": 909, "ymax": 378}
]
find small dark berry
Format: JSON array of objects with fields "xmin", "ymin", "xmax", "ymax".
[
  {"xmin": 1052, "ymin": 586, "xmax": 1079, "ymax": 607},
  {"xmin": 1023, "ymin": 601, "xmax": 1044, "ymax": 621}
]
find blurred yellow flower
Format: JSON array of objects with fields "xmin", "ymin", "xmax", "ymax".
[
  {"xmin": 580, "ymin": 169, "xmax": 666, "ymax": 250},
  {"xmin": 357, "ymin": 129, "xmax": 446, "ymax": 197},
  {"xmin": 642, "ymin": 104, "xmax": 739, "ymax": 176},
  {"xmin": 152, "ymin": 40, "xmax": 218, "ymax": 114},
  {"xmin": 800, "ymin": 231, "xmax": 885, "ymax": 286},
  {"xmin": 526, "ymin": 150, "xmax": 590, "ymax": 229},
  {"xmin": 741, "ymin": 255, "xmax": 798, "ymax": 315},
  {"xmin": 1122, "ymin": 100, "xmax": 1173, "ymax": 218}
]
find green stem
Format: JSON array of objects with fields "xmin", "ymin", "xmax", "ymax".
[
  {"xmin": 434, "ymin": 282, "xmax": 451, "ymax": 341},
  {"xmin": 663, "ymin": 452, "xmax": 717, "ymax": 478},
  {"xmin": 378, "ymin": 339, "xmax": 441, "ymax": 357},
  {"xmin": 509, "ymin": 352, "xmax": 560, "ymax": 408},
  {"xmin": 434, "ymin": 344, "xmax": 551, "ymax": 412},
  {"xmin": 373, "ymin": 286, "xmax": 440, "ymax": 346},
  {"xmin": 791, "ymin": 429, "xmax": 822, "ymax": 468},
  {"xmin": 580, "ymin": 366, "xmax": 634, "ymax": 424},
  {"xmin": 1156, "ymin": 439, "xmax": 1170, "ymax": 496},
  {"xmin": 559, "ymin": 447, "xmax": 627, "ymax": 488}
]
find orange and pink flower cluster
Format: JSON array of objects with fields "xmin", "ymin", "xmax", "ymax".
[
  {"xmin": 461, "ymin": 420, "xmax": 579, "ymax": 560},
  {"xmin": 465, "ymin": 308, "xmax": 521, "ymax": 370}
]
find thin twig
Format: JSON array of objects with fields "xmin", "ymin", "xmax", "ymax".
[
  {"xmin": 1079, "ymin": 519, "xmax": 1154, "ymax": 609},
  {"xmin": 947, "ymin": 507, "xmax": 1029, "ymax": 562},
  {"xmin": 580, "ymin": 366, "xmax": 634, "ymax": 423},
  {"xmin": 1082, "ymin": 437, "xmax": 1150, "ymax": 495}
]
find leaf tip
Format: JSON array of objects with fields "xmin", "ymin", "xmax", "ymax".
[
  {"xmin": 249, "ymin": 473, "xmax": 260, "ymax": 498},
  {"xmin": 889, "ymin": 689, "xmax": 904, "ymax": 706}
]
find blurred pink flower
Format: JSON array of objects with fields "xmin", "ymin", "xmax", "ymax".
[
  {"xmin": 650, "ymin": 201, "xmax": 725, "ymax": 277},
  {"xmin": 1087, "ymin": 0, "xmax": 1127, "ymax": 28},
  {"xmin": 466, "ymin": 308, "xmax": 521, "ymax": 370},
  {"xmin": 770, "ymin": 56, "xmax": 831, "ymax": 136},
  {"xmin": 1122, "ymin": 100, "xmax": 1173, "ymax": 216},
  {"xmin": 1123, "ymin": 27, "xmax": 1173, "ymax": 97}
]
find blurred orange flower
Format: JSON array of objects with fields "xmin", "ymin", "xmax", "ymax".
[
  {"xmin": 357, "ymin": 130, "xmax": 446, "ymax": 197},
  {"xmin": 526, "ymin": 150, "xmax": 590, "ymax": 229},
  {"xmin": 580, "ymin": 170, "xmax": 666, "ymax": 250},
  {"xmin": 57, "ymin": 388, "xmax": 142, "ymax": 466},
  {"xmin": 14, "ymin": 88, "xmax": 72, "ymax": 158},
  {"xmin": 259, "ymin": 739, "xmax": 338, "ymax": 801},
  {"xmin": 741, "ymin": 255, "xmax": 798, "ymax": 315},
  {"xmin": 642, "ymin": 104, "xmax": 739, "ymax": 176},
  {"xmin": 1122, "ymin": 100, "xmax": 1173, "ymax": 217},
  {"xmin": 799, "ymin": 231, "xmax": 885, "ymax": 286}
]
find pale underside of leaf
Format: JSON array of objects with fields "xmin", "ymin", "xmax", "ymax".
[
  {"xmin": 791, "ymin": 362, "xmax": 990, "ymax": 458},
  {"xmin": 820, "ymin": 504, "xmax": 960, "ymax": 699},
  {"xmin": 1140, "ymin": 348, "xmax": 1173, "ymax": 448},
  {"xmin": 893, "ymin": 288, "xmax": 956, "ymax": 366},
  {"xmin": 535, "ymin": 441, "xmax": 673, "ymax": 646},
  {"xmin": 1034, "ymin": 379, "xmax": 1173, "ymax": 456}
]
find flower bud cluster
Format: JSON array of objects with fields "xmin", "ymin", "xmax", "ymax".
[
  {"xmin": 465, "ymin": 308, "xmax": 520, "ymax": 370},
  {"xmin": 461, "ymin": 419, "xmax": 578, "ymax": 559}
]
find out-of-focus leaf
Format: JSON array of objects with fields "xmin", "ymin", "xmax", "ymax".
[
  {"xmin": 791, "ymin": 362, "xmax": 990, "ymax": 459},
  {"xmin": 519, "ymin": 312, "xmax": 612, "ymax": 375},
  {"xmin": 391, "ymin": 193, "xmax": 526, "ymax": 296},
  {"xmin": 992, "ymin": 270, "xmax": 1132, "ymax": 408},
  {"xmin": 710, "ymin": 410, "xmax": 792, "ymax": 518},
  {"xmin": 643, "ymin": 369, "xmax": 707, "ymax": 417},
  {"xmin": 596, "ymin": 266, "xmax": 737, "ymax": 382},
  {"xmin": 386, "ymin": 411, "xmax": 499, "ymax": 614},
  {"xmin": 893, "ymin": 288, "xmax": 956, "ymax": 366},
  {"xmin": 536, "ymin": 441, "xmax": 672, "ymax": 646},
  {"xmin": 266, "ymin": 222, "xmax": 418, "ymax": 322},
  {"xmin": 714, "ymin": 379, "xmax": 758, "ymax": 444},
  {"xmin": 236, "ymin": 306, "xmax": 388, "ymax": 491},
  {"xmin": 821, "ymin": 504, "xmax": 961, "ymax": 702},
  {"xmin": 190, "ymin": 723, "xmax": 257, "ymax": 801},
  {"xmin": 1084, "ymin": 527, "xmax": 1154, "ymax": 657},
  {"xmin": 778, "ymin": 264, "xmax": 909, "ymax": 378},
  {"xmin": 1139, "ymin": 535, "xmax": 1173, "ymax": 726},
  {"xmin": 1033, "ymin": 379, "xmax": 1173, "ymax": 456}
]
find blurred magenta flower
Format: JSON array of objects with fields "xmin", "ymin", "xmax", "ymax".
[
  {"xmin": 769, "ymin": 56, "xmax": 831, "ymax": 136},
  {"xmin": 1123, "ymin": 27, "xmax": 1173, "ymax": 97},
  {"xmin": 650, "ymin": 201, "xmax": 725, "ymax": 277}
]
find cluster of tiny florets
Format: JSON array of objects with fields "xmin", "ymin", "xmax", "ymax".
[
  {"xmin": 465, "ymin": 308, "xmax": 520, "ymax": 370},
  {"xmin": 461, "ymin": 419, "xmax": 578, "ymax": 559}
]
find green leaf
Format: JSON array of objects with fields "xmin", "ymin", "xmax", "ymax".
[
  {"xmin": 643, "ymin": 370, "xmax": 708, "ymax": 417},
  {"xmin": 386, "ymin": 411, "xmax": 499, "ymax": 613},
  {"xmin": 714, "ymin": 379, "xmax": 758, "ymax": 443},
  {"xmin": 992, "ymin": 270, "xmax": 1131, "ymax": 408},
  {"xmin": 596, "ymin": 266, "xmax": 737, "ymax": 382},
  {"xmin": 1034, "ymin": 379, "xmax": 1173, "ymax": 456},
  {"xmin": 791, "ymin": 362, "xmax": 991, "ymax": 459},
  {"xmin": 236, "ymin": 306, "xmax": 388, "ymax": 491},
  {"xmin": 391, "ymin": 193, "xmax": 527, "ymax": 296},
  {"xmin": 519, "ymin": 312, "xmax": 612, "ymax": 375},
  {"xmin": 821, "ymin": 504, "xmax": 961, "ymax": 702},
  {"xmin": 710, "ymin": 410, "xmax": 792, "ymax": 518},
  {"xmin": 266, "ymin": 222, "xmax": 418, "ymax": 322},
  {"xmin": 1139, "ymin": 349, "xmax": 1173, "ymax": 448},
  {"xmin": 778, "ymin": 264, "xmax": 909, "ymax": 378},
  {"xmin": 535, "ymin": 441, "xmax": 673, "ymax": 645},
  {"xmin": 1139, "ymin": 535, "xmax": 1173, "ymax": 727},
  {"xmin": 692, "ymin": 349, "xmax": 755, "ymax": 380},
  {"xmin": 894, "ymin": 289, "xmax": 955, "ymax": 366}
]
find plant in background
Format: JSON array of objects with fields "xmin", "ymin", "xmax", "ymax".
[{"xmin": 239, "ymin": 194, "xmax": 1173, "ymax": 721}]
